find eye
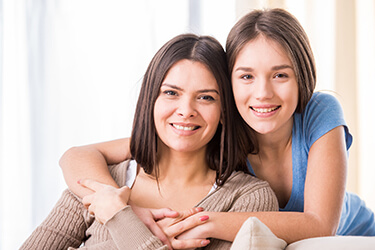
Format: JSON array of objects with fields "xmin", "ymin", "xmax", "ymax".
[
  {"xmin": 199, "ymin": 95, "xmax": 215, "ymax": 101},
  {"xmin": 163, "ymin": 90, "xmax": 178, "ymax": 96},
  {"xmin": 274, "ymin": 73, "xmax": 288, "ymax": 79},
  {"xmin": 241, "ymin": 74, "xmax": 253, "ymax": 80}
]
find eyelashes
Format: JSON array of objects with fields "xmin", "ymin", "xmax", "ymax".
[{"xmin": 161, "ymin": 90, "xmax": 216, "ymax": 102}]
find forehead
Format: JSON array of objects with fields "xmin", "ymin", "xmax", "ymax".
[
  {"xmin": 235, "ymin": 36, "xmax": 292, "ymax": 67},
  {"xmin": 163, "ymin": 59, "xmax": 219, "ymax": 90}
]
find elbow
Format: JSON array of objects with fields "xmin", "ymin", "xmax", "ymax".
[
  {"xmin": 307, "ymin": 212, "xmax": 338, "ymax": 238},
  {"xmin": 59, "ymin": 146, "xmax": 81, "ymax": 169}
]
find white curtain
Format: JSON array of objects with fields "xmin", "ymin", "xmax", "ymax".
[{"xmin": 1, "ymin": 0, "xmax": 374, "ymax": 249}]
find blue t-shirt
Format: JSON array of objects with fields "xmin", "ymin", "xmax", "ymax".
[{"xmin": 247, "ymin": 92, "xmax": 375, "ymax": 236}]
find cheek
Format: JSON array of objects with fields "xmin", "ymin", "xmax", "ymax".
[
  {"xmin": 232, "ymin": 84, "xmax": 249, "ymax": 109},
  {"xmin": 153, "ymin": 100, "xmax": 169, "ymax": 128},
  {"xmin": 206, "ymin": 105, "xmax": 221, "ymax": 129}
]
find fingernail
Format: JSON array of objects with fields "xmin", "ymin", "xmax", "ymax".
[
  {"xmin": 201, "ymin": 239, "xmax": 210, "ymax": 246},
  {"xmin": 199, "ymin": 215, "xmax": 209, "ymax": 221},
  {"xmin": 196, "ymin": 207, "xmax": 204, "ymax": 212}
]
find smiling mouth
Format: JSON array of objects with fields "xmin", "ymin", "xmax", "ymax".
[
  {"xmin": 172, "ymin": 124, "xmax": 200, "ymax": 131},
  {"xmin": 250, "ymin": 106, "xmax": 281, "ymax": 113}
]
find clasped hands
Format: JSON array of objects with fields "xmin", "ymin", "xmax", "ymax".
[{"xmin": 79, "ymin": 179, "xmax": 211, "ymax": 249}]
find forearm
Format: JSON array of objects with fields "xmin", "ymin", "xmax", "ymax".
[
  {"xmin": 207, "ymin": 211, "xmax": 335, "ymax": 244},
  {"xmin": 60, "ymin": 146, "xmax": 120, "ymax": 197},
  {"xmin": 59, "ymin": 138, "xmax": 131, "ymax": 198},
  {"xmin": 105, "ymin": 206, "xmax": 168, "ymax": 250},
  {"xmin": 20, "ymin": 189, "xmax": 88, "ymax": 249}
]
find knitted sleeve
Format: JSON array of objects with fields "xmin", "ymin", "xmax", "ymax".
[
  {"xmin": 20, "ymin": 189, "xmax": 91, "ymax": 250},
  {"xmin": 105, "ymin": 205, "xmax": 168, "ymax": 250},
  {"xmin": 228, "ymin": 179, "xmax": 279, "ymax": 212},
  {"xmin": 204, "ymin": 174, "xmax": 279, "ymax": 249}
]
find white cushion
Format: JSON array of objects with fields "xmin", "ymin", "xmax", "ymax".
[
  {"xmin": 286, "ymin": 236, "xmax": 375, "ymax": 250},
  {"xmin": 230, "ymin": 217, "xmax": 287, "ymax": 250}
]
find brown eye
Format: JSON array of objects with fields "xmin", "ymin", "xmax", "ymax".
[
  {"xmin": 163, "ymin": 90, "xmax": 177, "ymax": 96},
  {"xmin": 275, "ymin": 73, "xmax": 288, "ymax": 78},
  {"xmin": 199, "ymin": 95, "xmax": 215, "ymax": 101},
  {"xmin": 241, "ymin": 74, "xmax": 253, "ymax": 80}
]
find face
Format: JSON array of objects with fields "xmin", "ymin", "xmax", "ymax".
[
  {"xmin": 154, "ymin": 59, "xmax": 221, "ymax": 154},
  {"xmin": 231, "ymin": 35, "xmax": 299, "ymax": 137}
]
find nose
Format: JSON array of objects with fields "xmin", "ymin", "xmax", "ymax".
[
  {"xmin": 177, "ymin": 97, "xmax": 197, "ymax": 118},
  {"xmin": 254, "ymin": 78, "xmax": 273, "ymax": 100}
]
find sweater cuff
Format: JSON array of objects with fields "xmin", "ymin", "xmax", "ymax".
[{"xmin": 105, "ymin": 206, "xmax": 165, "ymax": 249}]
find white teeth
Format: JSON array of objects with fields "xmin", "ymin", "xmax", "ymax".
[
  {"xmin": 173, "ymin": 124, "xmax": 197, "ymax": 131},
  {"xmin": 252, "ymin": 107, "xmax": 279, "ymax": 113}
]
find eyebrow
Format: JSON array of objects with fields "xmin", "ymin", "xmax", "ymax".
[
  {"xmin": 161, "ymin": 83, "xmax": 219, "ymax": 94},
  {"xmin": 271, "ymin": 64, "xmax": 293, "ymax": 71},
  {"xmin": 234, "ymin": 64, "xmax": 293, "ymax": 72}
]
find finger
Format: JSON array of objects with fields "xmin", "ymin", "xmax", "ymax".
[
  {"xmin": 147, "ymin": 222, "xmax": 172, "ymax": 249},
  {"xmin": 82, "ymin": 194, "xmax": 94, "ymax": 209},
  {"xmin": 164, "ymin": 213, "xmax": 209, "ymax": 237},
  {"xmin": 79, "ymin": 179, "xmax": 104, "ymax": 192},
  {"xmin": 150, "ymin": 208, "xmax": 179, "ymax": 221},
  {"xmin": 176, "ymin": 207, "xmax": 204, "ymax": 221},
  {"xmin": 119, "ymin": 186, "xmax": 131, "ymax": 199},
  {"xmin": 87, "ymin": 204, "xmax": 95, "ymax": 216},
  {"xmin": 172, "ymin": 238, "xmax": 210, "ymax": 249}
]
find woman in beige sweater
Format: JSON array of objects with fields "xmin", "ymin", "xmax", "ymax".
[{"xmin": 21, "ymin": 33, "xmax": 277, "ymax": 250}]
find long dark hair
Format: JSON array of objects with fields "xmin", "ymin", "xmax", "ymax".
[{"xmin": 130, "ymin": 34, "xmax": 252, "ymax": 185}]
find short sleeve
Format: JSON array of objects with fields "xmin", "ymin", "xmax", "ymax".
[{"xmin": 302, "ymin": 92, "xmax": 352, "ymax": 150}]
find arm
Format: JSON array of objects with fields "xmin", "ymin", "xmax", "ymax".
[
  {"xmin": 20, "ymin": 189, "xmax": 89, "ymax": 249},
  {"xmin": 59, "ymin": 138, "xmax": 131, "ymax": 198},
  {"xmin": 80, "ymin": 179, "xmax": 210, "ymax": 249},
  {"xmin": 175, "ymin": 176, "xmax": 278, "ymax": 249},
  {"xmin": 182, "ymin": 126, "xmax": 347, "ymax": 244}
]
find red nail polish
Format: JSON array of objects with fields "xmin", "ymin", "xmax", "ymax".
[
  {"xmin": 196, "ymin": 207, "xmax": 204, "ymax": 212},
  {"xmin": 199, "ymin": 215, "xmax": 209, "ymax": 221}
]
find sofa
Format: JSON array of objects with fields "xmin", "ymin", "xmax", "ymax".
[{"xmin": 230, "ymin": 217, "xmax": 375, "ymax": 250}]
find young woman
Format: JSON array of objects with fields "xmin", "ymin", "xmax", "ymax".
[
  {"xmin": 59, "ymin": 8, "xmax": 375, "ymax": 245},
  {"xmin": 21, "ymin": 34, "xmax": 278, "ymax": 250}
]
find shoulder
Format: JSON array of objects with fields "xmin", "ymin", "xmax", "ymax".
[
  {"xmin": 108, "ymin": 160, "xmax": 135, "ymax": 187},
  {"xmin": 220, "ymin": 172, "xmax": 279, "ymax": 211},
  {"xmin": 298, "ymin": 92, "xmax": 352, "ymax": 148},
  {"xmin": 224, "ymin": 171, "xmax": 275, "ymax": 194},
  {"xmin": 304, "ymin": 92, "xmax": 343, "ymax": 116}
]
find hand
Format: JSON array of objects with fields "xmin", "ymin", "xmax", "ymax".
[
  {"xmin": 131, "ymin": 206, "xmax": 180, "ymax": 249},
  {"xmin": 176, "ymin": 212, "xmax": 213, "ymax": 240},
  {"xmin": 79, "ymin": 179, "xmax": 130, "ymax": 224},
  {"xmin": 157, "ymin": 209, "xmax": 211, "ymax": 249}
]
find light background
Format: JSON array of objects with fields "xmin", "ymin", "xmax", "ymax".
[{"xmin": 1, "ymin": 0, "xmax": 374, "ymax": 249}]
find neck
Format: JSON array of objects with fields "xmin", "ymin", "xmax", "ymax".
[
  {"xmin": 152, "ymin": 144, "xmax": 214, "ymax": 186},
  {"xmin": 256, "ymin": 118, "xmax": 294, "ymax": 160}
]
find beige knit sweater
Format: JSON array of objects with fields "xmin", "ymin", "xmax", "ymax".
[{"xmin": 20, "ymin": 160, "xmax": 278, "ymax": 250}]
